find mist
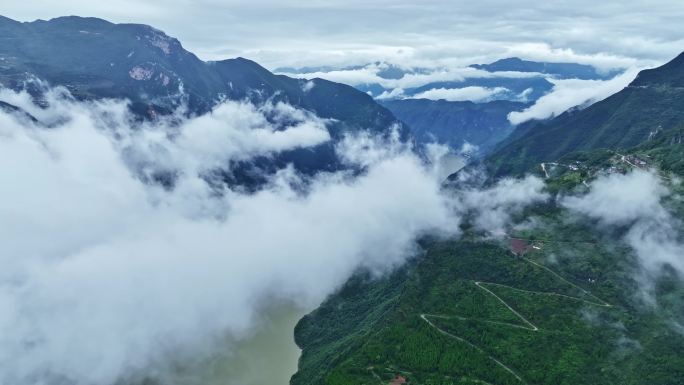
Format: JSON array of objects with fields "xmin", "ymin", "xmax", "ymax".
[
  {"xmin": 507, "ymin": 68, "xmax": 640, "ymax": 124},
  {"xmin": 0, "ymin": 87, "xmax": 546, "ymax": 385},
  {"xmin": 562, "ymin": 170, "xmax": 684, "ymax": 301}
]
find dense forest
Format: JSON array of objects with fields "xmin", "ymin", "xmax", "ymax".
[{"xmin": 292, "ymin": 148, "xmax": 684, "ymax": 385}]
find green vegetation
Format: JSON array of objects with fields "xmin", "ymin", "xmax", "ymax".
[
  {"xmin": 486, "ymin": 53, "xmax": 684, "ymax": 177},
  {"xmin": 633, "ymin": 125, "xmax": 684, "ymax": 175},
  {"xmin": 292, "ymin": 163, "xmax": 684, "ymax": 384},
  {"xmin": 293, "ymin": 234, "xmax": 684, "ymax": 384}
]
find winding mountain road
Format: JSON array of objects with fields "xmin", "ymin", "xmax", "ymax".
[
  {"xmin": 420, "ymin": 255, "xmax": 612, "ymax": 384},
  {"xmin": 420, "ymin": 313, "xmax": 526, "ymax": 383}
]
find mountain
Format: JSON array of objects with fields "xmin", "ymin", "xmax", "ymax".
[
  {"xmin": 470, "ymin": 57, "xmax": 620, "ymax": 80},
  {"xmin": 275, "ymin": 60, "xmax": 566, "ymax": 154},
  {"xmin": 381, "ymin": 99, "xmax": 528, "ymax": 154},
  {"xmin": 0, "ymin": 100, "xmax": 38, "ymax": 123},
  {"xmin": 293, "ymin": 234, "xmax": 684, "ymax": 385},
  {"xmin": 273, "ymin": 57, "xmax": 631, "ymax": 156},
  {"xmin": 0, "ymin": 16, "xmax": 402, "ymax": 137},
  {"xmin": 486, "ymin": 52, "xmax": 684, "ymax": 177},
  {"xmin": 276, "ymin": 62, "xmax": 415, "ymax": 80},
  {"xmin": 0, "ymin": 16, "xmax": 411, "ymax": 188},
  {"xmin": 292, "ymin": 155, "xmax": 684, "ymax": 385},
  {"xmin": 290, "ymin": 52, "xmax": 684, "ymax": 385}
]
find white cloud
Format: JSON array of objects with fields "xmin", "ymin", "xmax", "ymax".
[
  {"xmin": 20, "ymin": 1, "xmax": 681, "ymax": 68},
  {"xmin": 0, "ymin": 85, "xmax": 554, "ymax": 384},
  {"xmin": 562, "ymin": 170, "xmax": 668, "ymax": 226},
  {"xmin": 375, "ymin": 87, "xmax": 405, "ymax": 100},
  {"xmin": 503, "ymin": 43, "xmax": 641, "ymax": 73},
  {"xmin": 283, "ymin": 65, "xmax": 541, "ymax": 90},
  {"xmin": 301, "ymin": 80, "xmax": 315, "ymax": 92},
  {"xmin": 121, "ymin": 100, "xmax": 331, "ymax": 177},
  {"xmin": 0, "ymin": 86, "xmax": 569, "ymax": 384},
  {"xmin": 288, "ymin": 66, "xmax": 381, "ymax": 86},
  {"xmin": 0, "ymin": 88, "xmax": 461, "ymax": 385},
  {"xmin": 516, "ymin": 87, "xmax": 534, "ymax": 102},
  {"xmin": 0, "ymin": 85, "xmax": 572, "ymax": 385},
  {"xmin": 508, "ymin": 68, "xmax": 640, "ymax": 124},
  {"xmin": 562, "ymin": 170, "xmax": 684, "ymax": 300},
  {"xmin": 456, "ymin": 175, "xmax": 549, "ymax": 235},
  {"xmin": 4, "ymin": 1, "xmax": 681, "ymax": 71},
  {"xmin": 410, "ymin": 86, "xmax": 509, "ymax": 102},
  {"xmin": 267, "ymin": 42, "xmax": 644, "ymax": 77}
]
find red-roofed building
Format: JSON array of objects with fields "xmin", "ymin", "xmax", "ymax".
[{"xmin": 510, "ymin": 238, "xmax": 529, "ymax": 256}]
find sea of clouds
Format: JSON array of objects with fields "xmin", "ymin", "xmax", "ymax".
[{"xmin": 0, "ymin": 87, "xmax": 548, "ymax": 385}]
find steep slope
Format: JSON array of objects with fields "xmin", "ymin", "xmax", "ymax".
[
  {"xmin": 624, "ymin": 123, "xmax": 684, "ymax": 175},
  {"xmin": 293, "ymin": 236, "xmax": 684, "ymax": 385},
  {"xmin": 292, "ymin": 167, "xmax": 684, "ymax": 385},
  {"xmin": 0, "ymin": 100, "xmax": 38, "ymax": 123},
  {"xmin": 486, "ymin": 52, "xmax": 684, "ymax": 177},
  {"xmin": 381, "ymin": 99, "xmax": 528, "ymax": 154},
  {"xmin": 0, "ymin": 15, "xmax": 402, "ymax": 135},
  {"xmin": 293, "ymin": 110, "xmax": 684, "ymax": 384}
]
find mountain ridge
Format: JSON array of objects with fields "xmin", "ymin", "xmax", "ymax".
[
  {"xmin": 0, "ymin": 15, "xmax": 404, "ymax": 138},
  {"xmin": 470, "ymin": 57, "xmax": 620, "ymax": 80},
  {"xmin": 485, "ymin": 51, "xmax": 684, "ymax": 177},
  {"xmin": 381, "ymin": 98, "xmax": 528, "ymax": 155},
  {"xmin": 0, "ymin": 15, "xmax": 412, "ymax": 190}
]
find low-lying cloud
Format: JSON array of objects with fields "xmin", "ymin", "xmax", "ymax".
[
  {"xmin": 456, "ymin": 174, "xmax": 549, "ymax": 235},
  {"xmin": 562, "ymin": 170, "xmax": 684, "ymax": 300},
  {"xmin": 0, "ymin": 87, "xmax": 546, "ymax": 384},
  {"xmin": 280, "ymin": 59, "xmax": 639, "ymax": 126},
  {"xmin": 508, "ymin": 68, "xmax": 639, "ymax": 124},
  {"xmin": 410, "ymin": 86, "xmax": 510, "ymax": 102},
  {"xmin": 281, "ymin": 64, "xmax": 540, "ymax": 91}
]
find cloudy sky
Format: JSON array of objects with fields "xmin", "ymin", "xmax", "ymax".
[{"xmin": 3, "ymin": 0, "xmax": 684, "ymax": 69}]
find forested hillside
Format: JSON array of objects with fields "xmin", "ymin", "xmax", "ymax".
[
  {"xmin": 292, "ymin": 141, "xmax": 684, "ymax": 385},
  {"xmin": 486, "ymin": 52, "xmax": 684, "ymax": 176}
]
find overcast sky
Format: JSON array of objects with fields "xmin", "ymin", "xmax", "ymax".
[{"xmin": 3, "ymin": 1, "xmax": 684, "ymax": 69}]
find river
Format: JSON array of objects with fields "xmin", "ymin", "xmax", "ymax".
[{"xmin": 197, "ymin": 305, "xmax": 308, "ymax": 385}]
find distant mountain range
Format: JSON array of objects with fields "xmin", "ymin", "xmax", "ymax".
[
  {"xmin": 486, "ymin": 52, "xmax": 684, "ymax": 176},
  {"xmin": 276, "ymin": 57, "xmax": 617, "ymax": 102},
  {"xmin": 470, "ymin": 57, "xmax": 620, "ymax": 80},
  {"xmin": 277, "ymin": 57, "xmax": 626, "ymax": 155},
  {"xmin": 380, "ymin": 99, "xmax": 528, "ymax": 154}
]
